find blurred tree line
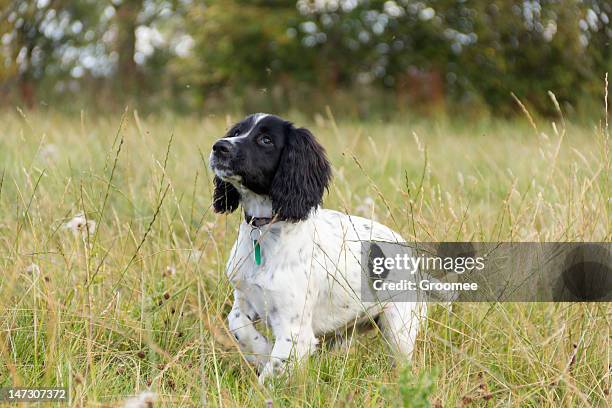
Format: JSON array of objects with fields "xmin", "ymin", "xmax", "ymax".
[{"xmin": 1, "ymin": 0, "xmax": 610, "ymax": 116}]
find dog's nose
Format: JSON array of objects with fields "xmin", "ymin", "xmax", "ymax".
[{"xmin": 212, "ymin": 139, "xmax": 232, "ymax": 156}]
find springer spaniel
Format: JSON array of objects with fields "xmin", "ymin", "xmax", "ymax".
[{"xmin": 209, "ymin": 113, "xmax": 426, "ymax": 383}]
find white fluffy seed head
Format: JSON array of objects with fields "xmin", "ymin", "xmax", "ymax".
[
  {"xmin": 122, "ymin": 391, "xmax": 157, "ymax": 408},
  {"xmin": 25, "ymin": 263, "xmax": 40, "ymax": 275},
  {"xmin": 64, "ymin": 213, "xmax": 96, "ymax": 236},
  {"xmin": 165, "ymin": 265, "xmax": 176, "ymax": 277}
]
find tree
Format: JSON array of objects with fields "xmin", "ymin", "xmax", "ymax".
[
  {"xmin": 0, "ymin": 0, "xmax": 104, "ymax": 107},
  {"xmin": 1, "ymin": 0, "xmax": 609, "ymax": 115},
  {"xmin": 115, "ymin": 0, "xmax": 143, "ymax": 95}
]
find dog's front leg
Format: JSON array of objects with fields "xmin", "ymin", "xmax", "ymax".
[
  {"xmin": 228, "ymin": 290, "xmax": 271, "ymax": 369},
  {"xmin": 258, "ymin": 300, "xmax": 318, "ymax": 384}
]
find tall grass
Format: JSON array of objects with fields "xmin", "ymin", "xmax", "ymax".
[{"xmin": 0, "ymin": 105, "xmax": 609, "ymax": 407}]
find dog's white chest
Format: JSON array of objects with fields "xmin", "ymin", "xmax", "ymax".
[{"xmin": 227, "ymin": 222, "xmax": 314, "ymax": 313}]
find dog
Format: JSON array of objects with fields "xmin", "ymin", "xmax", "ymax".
[{"xmin": 209, "ymin": 113, "xmax": 426, "ymax": 383}]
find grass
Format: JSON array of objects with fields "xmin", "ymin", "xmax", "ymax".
[{"xmin": 0, "ymin": 106, "xmax": 610, "ymax": 407}]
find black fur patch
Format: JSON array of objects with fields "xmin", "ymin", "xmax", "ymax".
[
  {"xmin": 270, "ymin": 126, "xmax": 332, "ymax": 221},
  {"xmin": 213, "ymin": 176, "xmax": 240, "ymax": 213}
]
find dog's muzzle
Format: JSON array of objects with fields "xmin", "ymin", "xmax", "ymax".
[
  {"xmin": 210, "ymin": 139, "xmax": 236, "ymax": 177},
  {"xmin": 212, "ymin": 139, "xmax": 233, "ymax": 158}
]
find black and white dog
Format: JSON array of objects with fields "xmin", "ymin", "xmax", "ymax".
[{"xmin": 210, "ymin": 113, "xmax": 426, "ymax": 383}]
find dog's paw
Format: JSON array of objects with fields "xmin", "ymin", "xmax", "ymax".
[
  {"xmin": 257, "ymin": 364, "xmax": 273, "ymax": 386},
  {"xmin": 245, "ymin": 353, "xmax": 267, "ymax": 369},
  {"xmin": 257, "ymin": 358, "xmax": 285, "ymax": 386}
]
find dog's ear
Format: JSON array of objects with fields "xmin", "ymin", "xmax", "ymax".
[
  {"xmin": 213, "ymin": 176, "xmax": 240, "ymax": 214},
  {"xmin": 270, "ymin": 125, "xmax": 331, "ymax": 222}
]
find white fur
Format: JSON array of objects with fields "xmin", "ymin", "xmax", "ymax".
[
  {"xmin": 235, "ymin": 188, "xmax": 273, "ymax": 218},
  {"xmin": 227, "ymin": 113, "xmax": 269, "ymax": 143},
  {"xmin": 225, "ymin": 202, "xmax": 427, "ymax": 383}
]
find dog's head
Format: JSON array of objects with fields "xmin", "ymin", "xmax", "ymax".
[{"xmin": 209, "ymin": 113, "xmax": 331, "ymax": 222}]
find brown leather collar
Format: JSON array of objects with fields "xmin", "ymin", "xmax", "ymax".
[{"xmin": 245, "ymin": 213, "xmax": 275, "ymax": 227}]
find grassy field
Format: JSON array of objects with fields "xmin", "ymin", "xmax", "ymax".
[{"xmin": 0, "ymin": 108, "xmax": 610, "ymax": 407}]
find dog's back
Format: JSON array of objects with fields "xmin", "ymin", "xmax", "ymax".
[{"xmin": 309, "ymin": 209, "xmax": 412, "ymax": 334}]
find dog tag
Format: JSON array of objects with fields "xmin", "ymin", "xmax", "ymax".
[
  {"xmin": 250, "ymin": 228, "xmax": 262, "ymax": 266},
  {"xmin": 253, "ymin": 240, "xmax": 262, "ymax": 266}
]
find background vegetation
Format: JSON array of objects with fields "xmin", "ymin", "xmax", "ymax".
[
  {"xmin": 0, "ymin": 1, "xmax": 610, "ymax": 407},
  {"xmin": 1, "ymin": 0, "xmax": 611, "ymax": 116}
]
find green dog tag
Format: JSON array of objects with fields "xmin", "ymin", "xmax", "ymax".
[{"xmin": 253, "ymin": 240, "xmax": 262, "ymax": 266}]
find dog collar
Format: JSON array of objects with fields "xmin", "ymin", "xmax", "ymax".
[
  {"xmin": 245, "ymin": 212, "xmax": 276, "ymax": 266},
  {"xmin": 244, "ymin": 213, "xmax": 274, "ymax": 227}
]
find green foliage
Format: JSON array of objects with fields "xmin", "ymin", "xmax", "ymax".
[
  {"xmin": 0, "ymin": 0, "xmax": 103, "ymax": 78},
  {"xmin": 385, "ymin": 364, "xmax": 439, "ymax": 408},
  {"xmin": 0, "ymin": 0, "xmax": 610, "ymax": 115},
  {"xmin": 180, "ymin": 0, "xmax": 611, "ymax": 115}
]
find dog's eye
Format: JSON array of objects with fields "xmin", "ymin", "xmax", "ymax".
[
  {"xmin": 259, "ymin": 135, "xmax": 273, "ymax": 146},
  {"xmin": 231, "ymin": 129, "xmax": 241, "ymax": 137}
]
